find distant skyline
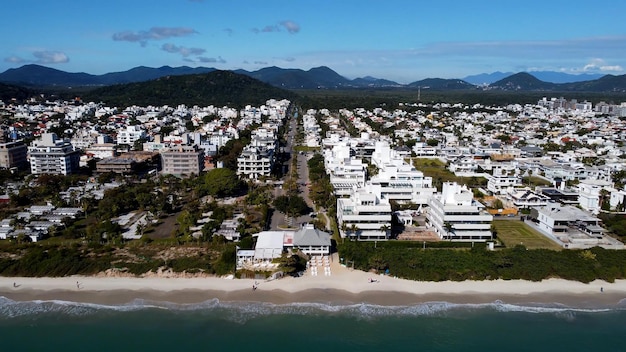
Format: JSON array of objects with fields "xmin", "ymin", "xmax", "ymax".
[{"xmin": 2, "ymin": 0, "xmax": 626, "ymax": 84}]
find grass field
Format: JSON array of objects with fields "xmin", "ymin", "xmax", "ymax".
[
  {"xmin": 411, "ymin": 158, "xmax": 487, "ymax": 190},
  {"xmin": 493, "ymin": 219, "xmax": 562, "ymax": 250}
]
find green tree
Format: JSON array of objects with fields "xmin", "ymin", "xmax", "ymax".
[
  {"xmin": 197, "ymin": 168, "xmax": 244, "ymax": 198},
  {"xmin": 274, "ymin": 195, "xmax": 310, "ymax": 217}
]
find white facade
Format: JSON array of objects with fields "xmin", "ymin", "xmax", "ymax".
[
  {"xmin": 577, "ymin": 179, "xmax": 612, "ymax": 214},
  {"xmin": 487, "ymin": 166, "xmax": 522, "ymax": 195},
  {"xmin": 237, "ymin": 145, "xmax": 274, "ymax": 180},
  {"xmin": 426, "ymin": 182, "xmax": 493, "ymax": 241},
  {"xmin": 336, "ymin": 184, "xmax": 392, "ymax": 241},
  {"xmin": 116, "ymin": 125, "xmax": 146, "ymax": 145},
  {"xmin": 28, "ymin": 133, "xmax": 80, "ymax": 175},
  {"xmin": 369, "ymin": 140, "xmax": 436, "ymax": 204},
  {"xmin": 328, "ymin": 158, "xmax": 367, "ymax": 197}
]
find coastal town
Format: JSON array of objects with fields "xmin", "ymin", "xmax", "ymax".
[{"xmin": 0, "ymin": 92, "xmax": 626, "ymax": 281}]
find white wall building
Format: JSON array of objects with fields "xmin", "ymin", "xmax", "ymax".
[
  {"xmin": 426, "ymin": 182, "xmax": 493, "ymax": 241},
  {"xmin": 369, "ymin": 140, "xmax": 436, "ymax": 205},
  {"xmin": 577, "ymin": 179, "xmax": 614, "ymax": 214},
  {"xmin": 28, "ymin": 133, "xmax": 80, "ymax": 175},
  {"xmin": 116, "ymin": 125, "xmax": 146, "ymax": 146},
  {"xmin": 237, "ymin": 145, "xmax": 274, "ymax": 180},
  {"xmin": 487, "ymin": 166, "xmax": 522, "ymax": 195},
  {"xmin": 336, "ymin": 183, "xmax": 392, "ymax": 241}
]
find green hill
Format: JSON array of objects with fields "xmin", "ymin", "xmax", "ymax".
[
  {"xmin": 80, "ymin": 70, "xmax": 300, "ymax": 108},
  {"xmin": 0, "ymin": 82, "xmax": 34, "ymax": 102}
]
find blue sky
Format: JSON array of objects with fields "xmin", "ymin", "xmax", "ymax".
[{"xmin": 2, "ymin": 0, "xmax": 626, "ymax": 83}]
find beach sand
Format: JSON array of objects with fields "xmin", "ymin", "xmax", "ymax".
[{"xmin": 1, "ymin": 256, "xmax": 625, "ymax": 308}]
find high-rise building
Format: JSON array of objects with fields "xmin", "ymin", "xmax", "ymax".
[{"xmin": 28, "ymin": 133, "xmax": 80, "ymax": 175}]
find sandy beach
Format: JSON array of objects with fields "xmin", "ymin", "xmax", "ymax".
[{"xmin": 1, "ymin": 256, "xmax": 625, "ymax": 308}]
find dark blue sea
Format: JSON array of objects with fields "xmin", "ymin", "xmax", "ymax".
[{"xmin": 0, "ymin": 297, "xmax": 625, "ymax": 351}]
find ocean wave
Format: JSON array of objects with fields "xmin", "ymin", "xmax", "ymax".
[{"xmin": 0, "ymin": 296, "xmax": 622, "ymax": 322}]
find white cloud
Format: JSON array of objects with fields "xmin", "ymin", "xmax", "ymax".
[
  {"xmin": 580, "ymin": 58, "xmax": 623, "ymax": 73},
  {"xmin": 252, "ymin": 20, "xmax": 300, "ymax": 34},
  {"xmin": 32, "ymin": 51, "xmax": 69, "ymax": 64},
  {"xmin": 198, "ymin": 56, "xmax": 226, "ymax": 64},
  {"xmin": 113, "ymin": 27, "xmax": 197, "ymax": 46},
  {"xmin": 280, "ymin": 21, "xmax": 300, "ymax": 34},
  {"xmin": 4, "ymin": 56, "xmax": 26, "ymax": 63},
  {"xmin": 161, "ymin": 43, "xmax": 205, "ymax": 57}
]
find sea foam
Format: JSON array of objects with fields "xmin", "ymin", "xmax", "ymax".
[{"xmin": 0, "ymin": 296, "xmax": 621, "ymax": 322}]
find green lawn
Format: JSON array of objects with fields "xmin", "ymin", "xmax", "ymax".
[
  {"xmin": 493, "ymin": 219, "xmax": 562, "ymax": 250},
  {"xmin": 411, "ymin": 158, "xmax": 487, "ymax": 190}
]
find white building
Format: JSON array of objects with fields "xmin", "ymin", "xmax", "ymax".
[
  {"xmin": 532, "ymin": 203, "xmax": 622, "ymax": 249},
  {"xmin": 336, "ymin": 183, "xmax": 392, "ymax": 241},
  {"xmin": 369, "ymin": 140, "xmax": 436, "ymax": 205},
  {"xmin": 236, "ymin": 145, "xmax": 274, "ymax": 180},
  {"xmin": 116, "ymin": 125, "xmax": 146, "ymax": 146},
  {"xmin": 28, "ymin": 133, "xmax": 80, "ymax": 175},
  {"xmin": 426, "ymin": 182, "xmax": 493, "ymax": 241},
  {"xmin": 509, "ymin": 189, "xmax": 551, "ymax": 209},
  {"xmin": 487, "ymin": 166, "xmax": 522, "ymax": 195},
  {"xmin": 578, "ymin": 179, "xmax": 613, "ymax": 214}
]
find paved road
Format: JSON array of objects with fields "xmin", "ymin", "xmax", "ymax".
[{"xmin": 268, "ymin": 107, "xmax": 315, "ymax": 230}]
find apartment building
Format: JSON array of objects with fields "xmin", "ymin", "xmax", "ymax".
[
  {"xmin": 28, "ymin": 133, "xmax": 80, "ymax": 175},
  {"xmin": 426, "ymin": 182, "xmax": 493, "ymax": 242},
  {"xmin": 236, "ymin": 145, "xmax": 274, "ymax": 180},
  {"xmin": 336, "ymin": 183, "xmax": 392, "ymax": 241},
  {"xmin": 116, "ymin": 125, "xmax": 146, "ymax": 146},
  {"xmin": 0, "ymin": 140, "xmax": 28, "ymax": 170},
  {"xmin": 370, "ymin": 141, "xmax": 436, "ymax": 205},
  {"xmin": 487, "ymin": 166, "xmax": 523, "ymax": 195},
  {"xmin": 161, "ymin": 145, "xmax": 204, "ymax": 176},
  {"xmin": 577, "ymin": 179, "xmax": 613, "ymax": 214}
]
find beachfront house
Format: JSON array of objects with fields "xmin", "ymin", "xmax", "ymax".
[
  {"xmin": 425, "ymin": 182, "xmax": 494, "ymax": 242},
  {"xmin": 530, "ymin": 203, "xmax": 623, "ymax": 249},
  {"xmin": 292, "ymin": 224, "xmax": 331, "ymax": 256}
]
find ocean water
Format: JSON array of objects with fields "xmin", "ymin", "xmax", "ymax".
[{"xmin": 0, "ymin": 297, "xmax": 625, "ymax": 352}]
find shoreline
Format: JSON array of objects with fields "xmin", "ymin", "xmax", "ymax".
[{"xmin": 1, "ymin": 266, "xmax": 625, "ymax": 308}]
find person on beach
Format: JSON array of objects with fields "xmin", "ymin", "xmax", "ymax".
[
  {"xmin": 252, "ymin": 284, "xmax": 257, "ymax": 291},
  {"xmin": 13, "ymin": 282, "xmax": 17, "ymax": 288},
  {"xmin": 76, "ymin": 281, "xmax": 81, "ymax": 289}
]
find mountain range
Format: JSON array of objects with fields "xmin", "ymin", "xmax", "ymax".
[
  {"xmin": 0, "ymin": 64, "xmax": 626, "ymax": 93},
  {"xmin": 489, "ymin": 72, "xmax": 626, "ymax": 92},
  {"xmin": 462, "ymin": 71, "xmax": 605, "ymax": 85}
]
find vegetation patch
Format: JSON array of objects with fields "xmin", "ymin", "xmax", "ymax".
[{"xmin": 493, "ymin": 220, "xmax": 562, "ymax": 250}]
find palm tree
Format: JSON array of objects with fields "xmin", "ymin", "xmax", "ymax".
[
  {"xmin": 380, "ymin": 224, "xmax": 391, "ymax": 239},
  {"xmin": 349, "ymin": 223, "xmax": 360, "ymax": 240},
  {"xmin": 599, "ymin": 189, "xmax": 610, "ymax": 211},
  {"xmin": 443, "ymin": 221, "xmax": 454, "ymax": 241}
]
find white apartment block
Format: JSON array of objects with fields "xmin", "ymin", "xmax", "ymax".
[
  {"xmin": 577, "ymin": 179, "xmax": 613, "ymax": 214},
  {"xmin": 337, "ymin": 184, "xmax": 392, "ymax": 241},
  {"xmin": 28, "ymin": 133, "xmax": 80, "ymax": 175},
  {"xmin": 116, "ymin": 125, "xmax": 146, "ymax": 146},
  {"xmin": 237, "ymin": 146, "xmax": 274, "ymax": 180},
  {"xmin": 426, "ymin": 182, "xmax": 493, "ymax": 242},
  {"xmin": 487, "ymin": 166, "xmax": 523, "ymax": 195},
  {"xmin": 370, "ymin": 141, "xmax": 436, "ymax": 205}
]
